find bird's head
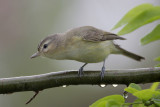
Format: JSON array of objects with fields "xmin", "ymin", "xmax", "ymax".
[{"xmin": 31, "ymin": 34, "xmax": 59, "ymax": 59}]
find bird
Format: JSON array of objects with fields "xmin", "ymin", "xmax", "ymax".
[{"xmin": 31, "ymin": 26, "xmax": 145, "ymax": 79}]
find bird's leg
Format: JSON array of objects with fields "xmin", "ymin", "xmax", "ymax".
[
  {"xmin": 100, "ymin": 59, "xmax": 106, "ymax": 80},
  {"xmin": 78, "ymin": 63, "xmax": 88, "ymax": 77}
]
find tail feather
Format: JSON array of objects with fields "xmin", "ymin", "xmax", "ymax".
[{"xmin": 114, "ymin": 44, "xmax": 145, "ymax": 61}]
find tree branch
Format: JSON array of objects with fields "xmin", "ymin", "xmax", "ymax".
[{"xmin": 0, "ymin": 67, "xmax": 160, "ymax": 94}]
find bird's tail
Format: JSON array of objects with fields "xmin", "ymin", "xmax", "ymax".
[{"xmin": 114, "ymin": 44, "xmax": 145, "ymax": 61}]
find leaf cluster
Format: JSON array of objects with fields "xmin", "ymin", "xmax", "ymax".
[{"xmin": 90, "ymin": 83, "xmax": 160, "ymax": 107}]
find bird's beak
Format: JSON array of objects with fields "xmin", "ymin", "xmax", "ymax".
[{"xmin": 30, "ymin": 52, "xmax": 40, "ymax": 59}]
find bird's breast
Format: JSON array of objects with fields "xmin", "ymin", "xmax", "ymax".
[{"xmin": 52, "ymin": 40, "xmax": 115, "ymax": 63}]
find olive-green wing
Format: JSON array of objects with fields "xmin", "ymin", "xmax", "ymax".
[{"xmin": 82, "ymin": 28, "xmax": 126, "ymax": 42}]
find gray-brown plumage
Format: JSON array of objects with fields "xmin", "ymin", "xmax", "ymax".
[
  {"xmin": 65, "ymin": 26, "xmax": 125, "ymax": 41},
  {"xmin": 31, "ymin": 26, "xmax": 145, "ymax": 79}
]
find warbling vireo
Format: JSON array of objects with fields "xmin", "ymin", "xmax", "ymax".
[{"xmin": 31, "ymin": 26, "xmax": 145, "ymax": 79}]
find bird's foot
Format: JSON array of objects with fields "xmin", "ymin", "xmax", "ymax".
[
  {"xmin": 100, "ymin": 66, "xmax": 105, "ymax": 80},
  {"xmin": 78, "ymin": 67, "xmax": 84, "ymax": 77}
]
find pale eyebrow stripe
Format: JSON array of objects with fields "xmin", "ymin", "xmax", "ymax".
[{"xmin": 37, "ymin": 36, "xmax": 53, "ymax": 51}]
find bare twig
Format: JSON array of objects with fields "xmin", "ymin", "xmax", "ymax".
[
  {"xmin": 26, "ymin": 91, "xmax": 39, "ymax": 104},
  {"xmin": 0, "ymin": 67, "xmax": 160, "ymax": 94}
]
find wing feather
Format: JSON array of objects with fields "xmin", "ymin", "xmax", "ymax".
[{"xmin": 81, "ymin": 26, "xmax": 126, "ymax": 42}]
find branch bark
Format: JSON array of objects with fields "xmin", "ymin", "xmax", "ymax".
[{"xmin": 0, "ymin": 67, "xmax": 160, "ymax": 94}]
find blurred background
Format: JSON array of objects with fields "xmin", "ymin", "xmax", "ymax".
[{"xmin": 0, "ymin": 0, "xmax": 160, "ymax": 107}]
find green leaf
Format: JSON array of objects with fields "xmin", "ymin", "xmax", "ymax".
[
  {"xmin": 122, "ymin": 103, "xmax": 133, "ymax": 107},
  {"xmin": 156, "ymin": 63, "xmax": 160, "ymax": 67},
  {"xmin": 141, "ymin": 24, "xmax": 160, "ymax": 45},
  {"xmin": 94, "ymin": 101, "xmax": 106, "ymax": 107},
  {"xmin": 155, "ymin": 56, "xmax": 160, "ymax": 61},
  {"xmin": 155, "ymin": 57, "xmax": 160, "ymax": 67},
  {"xmin": 133, "ymin": 103, "xmax": 145, "ymax": 107},
  {"xmin": 156, "ymin": 89, "xmax": 160, "ymax": 92},
  {"xmin": 90, "ymin": 95, "xmax": 124, "ymax": 107},
  {"xmin": 132, "ymin": 99, "xmax": 145, "ymax": 107},
  {"xmin": 125, "ymin": 87, "xmax": 139, "ymax": 94},
  {"xmin": 133, "ymin": 89, "xmax": 160, "ymax": 101},
  {"xmin": 124, "ymin": 83, "xmax": 141, "ymax": 94},
  {"xmin": 105, "ymin": 99, "xmax": 124, "ymax": 107},
  {"xmin": 112, "ymin": 3, "xmax": 154, "ymax": 30},
  {"xmin": 118, "ymin": 6, "xmax": 160, "ymax": 35},
  {"xmin": 129, "ymin": 83, "xmax": 142, "ymax": 91},
  {"xmin": 150, "ymin": 82, "xmax": 160, "ymax": 91},
  {"xmin": 152, "ymin": 98, "xmax": 160, "ymax": 106},
  {"xmin": 133, "ymin": 98, "xmax": 158, "ymax": 107}
]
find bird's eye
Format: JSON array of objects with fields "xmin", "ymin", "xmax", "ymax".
[{"xmin": 43, "ymin": 44, "xmax": 48, "ymax": 49}]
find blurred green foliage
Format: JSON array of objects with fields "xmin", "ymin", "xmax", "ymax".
[
  {"xmin": 112, "ymin": 3, "xmax": 154, "ymax": 30},
  {"xmin": 155, "ymin": 56, "xmax": 160, "ymax": 67},
  {"xmin": 91, "ymin": 83, "xmax": 160, "ymax": 107},
  {"xmin": 90, "ymin": 95, "xmax": 124, "ymax": 107},
  {"xmin": 112, "ymin": 4, "xmax": 160, "ymax": 36},
  {"xmin": 118, "ymin": 6, "xmax": 160, "ymax": 35},
  {"xmin": 141, "ymin": 24, "xmax": 160, "ymax": 45}
]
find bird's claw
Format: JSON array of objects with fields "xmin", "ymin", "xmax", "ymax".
[
  {"xmin": 78, "ymin": 67, "xmax": 84, "ymax": 77},
  {"xmin": 100, "ymin": 66, "xmax": 105, "ymax": 80}
]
